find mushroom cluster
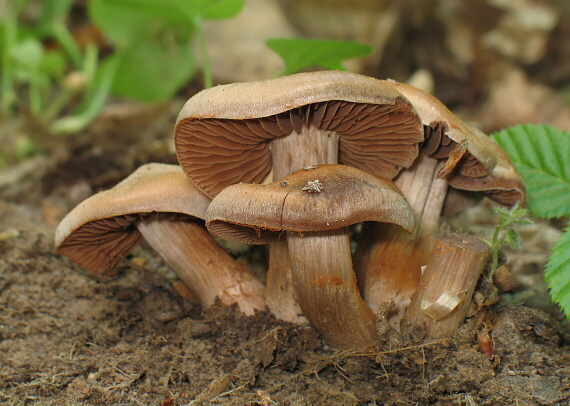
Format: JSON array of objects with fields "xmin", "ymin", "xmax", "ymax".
[{"xmin": 56, "ymin": 71, "xmax": 525, "ymax": 351}]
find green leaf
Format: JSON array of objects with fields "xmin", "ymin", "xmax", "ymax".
[
  {"xmin": 493, "ymin": 203, "xmax": 532, "ymax": 229},
  {"xmin": 111, "ymin": 37, "xmax": 196, "ymax": 103},
  {"xmin": 88, "ymin": 0, "xmax": 198, "ymax": 102},
  {"xmin": 40, "ymin": 50, "xmax": 66, "ymax": 76},
  {"xmin": 88, "ymin": 0, "xmax": 193, "ymax": 48},
  {"xmin": 266, "ymin": 38, "xmax": 373, "ymax": 76},
  {"xmin": 88, "ymin": 0, "xmax": 155, "ymax": 48},
  {"xmin": 491, "ymin": 124, "xmax": 570, "ymax": 219},
  {"xmin": 544, "ymin": 225, "xmax": 570, "ymax": 317},
  {"xmin": 502, "ymin": 228, "xmax": 521, "ymax": 250},
  {"xmin": 35, "ymin": 0, "xmax": 73, "ymax": 36},
  {"xmin": 201, "ymin": 0, "xmax": 244, "ymax": 20},
  {"xmin": 10, "ymin": 37, "xmax": 43, "ymax": 69}
]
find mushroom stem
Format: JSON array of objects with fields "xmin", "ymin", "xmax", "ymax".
[
  {"xmin": 287, "ymin": 227, "xmax": 380, "ymax": 350},
  {"xmin": 355, "ymin": 154, "xmax": 448, "ymax": 327},
  {"xmin": 266, "ymin": 126, "xmax": 341, "ymax": 322},
  {"xmin": 270, "ymin": 126, "xmax": 340, "ymax": 179},
  {"xmin": 403, "ymin": 233, "xmax": 489, "ymax": 337},
  {"xmin": 137, "ymin": 216, "xmax": 266, "ymax": 315},
  {"xmin": 265, "ymin": 239, "xmax": 306, "ymax": 323}
]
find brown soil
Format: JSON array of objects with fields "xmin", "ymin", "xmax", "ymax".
[
  {"xmin": 2, "ymin": 1, "xmax": 570, "ymax": 403},
  {"xmin": 0, "ymin": 139, "xmax": 569, "ymax": 405}
]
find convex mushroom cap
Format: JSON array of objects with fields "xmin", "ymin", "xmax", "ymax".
[
  {"xmin": 55, "ymin": 163, "xmax": 210, "ymax": 275},
  {"xmin": 175, "ymin": 71, "xmax": 423, "ymax": 324},
  {"xmin": 206, "ymin": 164, "xmax": 415, "ymax": 243},
  {"xmin": 175, "ymin": 70, "xmax": 423, "ymax": 198}
]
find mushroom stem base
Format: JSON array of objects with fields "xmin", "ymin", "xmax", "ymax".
[
  {"xmin": 403, "ymin": 233, "xmax": 489, "ymax": 337},
  {"xmin": 287, "ymin": 228, "xmax": 379, "ymax": 350},
  {"xmin": 266, "ymin": 239, "xmax": 306, "ymax": 323},
  {"xmin": 137, "ymin": 217, "xmax": 265, "ymax": 315}
]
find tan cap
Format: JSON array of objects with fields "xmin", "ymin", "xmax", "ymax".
[
  {"xmin": 55, "ymin": 163, "xmax": 210, "ymax": 275},
  {"xmin": 175, "ymin": 71, "xmax": 423, "ymax": 197},
  {"xmin": 206, "ymin": 164, "xmax": 415, "ymax": 244}
]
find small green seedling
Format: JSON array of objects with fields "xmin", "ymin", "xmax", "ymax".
[
  {"xmin": 266, "ymin": 38, "xmax": 373, "ymax": 77},
  {"xmin": 482, "ymin": 202, "xmax": 532, "ymax": 280},
  {"xmin": 491, "ymin": 124, "xmax": 570, "ymax": 317}
]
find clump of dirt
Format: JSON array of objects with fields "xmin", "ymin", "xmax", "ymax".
[{"xmin": 0, "ymin": 197, "xmax": 569, "ymax": 405}]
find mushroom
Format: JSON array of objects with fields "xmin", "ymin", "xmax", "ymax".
[
  {"xmin": 174, "ymin": 70, "xmax": 423, "ymax": 321},
  {"xmin": 206, "ymin": 164, "xmax": 415, "ymax": 350},
  {"xmin": 354, "ymin": 81, "xmax": 525, "ymax": 331},
  {"xmin": 55, "ymin": 163, "xmax": 265, "ymax": 315}
]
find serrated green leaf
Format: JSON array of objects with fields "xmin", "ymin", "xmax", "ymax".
[
  {"xmin": 502, "ymin": 228, "xmax": 521, "ymax": 249},
  {"xmin": 491, "ymin": 124, "xmax": 570, "ymax": 219},
  {"xmin": 266, "ymin": 38, "xmax": 373, "ymax": 77},
  {"xmin": 544, "ymin": 225, "xmax": 570, "ymax": 317}
]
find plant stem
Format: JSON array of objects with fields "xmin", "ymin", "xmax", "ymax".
[
  {"xmin": 193, "ymin": 16, "xmax": 213, "ymax": 88},
  {"xmin": 52, "ymin": 22, "xmax": 83, "ymax": 69},
  {"xmin": 42, "ymin": 84, "xmax": 74, "ymax": 122},
  {"xmin": 50, "ymin": 53, "xmax": 118, "ymax": 134},
  {"xmin": 488, "ymin": 224, "xmax": 501, "ymax": 279},
  {"xmin": 28, "ymin": 73, "xmax": 43, "ymax": 116},
  {"xmin": 43, "ymin": 44, "xmax": 97, "ymax": 122}
]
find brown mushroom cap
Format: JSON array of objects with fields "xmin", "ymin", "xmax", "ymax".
[
  {"xmin": 55, "ymin": 163, "xmax": 211, "ymax": 275},
  {"xmin": 390, "ymin": 81, "xmax": 525, "ymax": 205},
  {"xmin": 206, "ymin": 164, "xmax": 415, "ymax": 244},
  {"xmin": 175, "ymin": 70, "xmax": 423, "ymax": 198}
]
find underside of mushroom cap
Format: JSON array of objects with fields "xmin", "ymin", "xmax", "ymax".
[
  {"xmin": 207, "ymin": 164, "xmax": 415, "ymax": 245},
  {"xmin": 175, "ymin": 71, "xmax": 423, "ymax": 198},
  {"xmin": 391, "ymin": 81, "xmax": 525, "ymax": 206},
  {"xmin": 55, "ymin": 163, "xmax": 211, "ymax": 275}
]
